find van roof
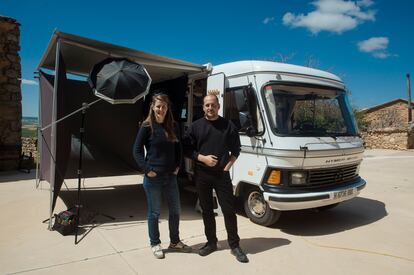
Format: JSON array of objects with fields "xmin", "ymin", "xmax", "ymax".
[{"xmin": 212, "ymin": 60, "xmax": 343, "ymax": 83}]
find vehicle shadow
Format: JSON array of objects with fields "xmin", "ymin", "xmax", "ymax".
[
  {"xmin": 188, "ymin": 237, "xmax": 291, "ymax": 255},
  {"xmin": 273, "ymin": 197, "xmax": 387, "ymax": 236}
]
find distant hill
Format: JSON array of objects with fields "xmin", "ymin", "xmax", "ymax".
[
  {"xmin": 22, "ymin": 117, "xmax": 38, "ymax": 124},
  {"xmin": 22, "ymin": 117, "xmax": 38, "ymax": 138}
]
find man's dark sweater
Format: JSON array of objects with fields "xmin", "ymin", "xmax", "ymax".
[
  {"xmin": 133, "ymin": 122, "xmax": 181, "ymax": 174},
  {"xmin": 184, "ymin": 116, "xmax": 241, "ymax": 171}
]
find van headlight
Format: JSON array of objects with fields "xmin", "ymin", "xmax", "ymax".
[
  {"xmin": 266, "ymin": 169, "xmax": 281, "ymax": 185},
  {"xmin": 290, "ymin": 172, "xmax": 307, "ymax": 185}
]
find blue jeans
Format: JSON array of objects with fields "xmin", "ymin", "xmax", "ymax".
[{"xmin": 143, "ymin": 174, "xmax": 181, "ymax": 246}]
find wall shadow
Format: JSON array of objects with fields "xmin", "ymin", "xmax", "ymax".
[
  {"xmin": 0, "ymin": 169, "xmax": 36, "ymax": 183},
  {"xmin": 274, "ymin": 197, "xmax": 387, "ymax": 236},
  {"xmin": 58, "ymin": 184, "xmax": 202, "ymax": 225}
]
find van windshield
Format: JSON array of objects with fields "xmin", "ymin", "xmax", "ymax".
[{"xmin": 262, "ymin": 83, "xmax": 358, "ymax": 136}]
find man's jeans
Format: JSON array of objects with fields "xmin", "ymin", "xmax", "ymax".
[{"xmin": 143, "ymin": 173, "xmax": 181, "ymax": 246}]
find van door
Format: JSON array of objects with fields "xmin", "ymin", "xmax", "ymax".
[
  {"xmin": 223, "ymin": 76, "xmax": 267, "ymax": 183},
  {"xmin": 207, "ymin": 73, "xmax": 226, "ymax": 116}
]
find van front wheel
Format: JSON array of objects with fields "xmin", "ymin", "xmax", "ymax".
[{"xmin": 243, "ymin": 188, "xmax": 280, "ymax": 226}]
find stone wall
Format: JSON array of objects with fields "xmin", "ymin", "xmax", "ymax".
[
  {"xmin": 0, "ymin": 16, "xmax": 21, "ymax": 170},
  {"xmin": 361, "ymin": 130, "xmax": 408, "ymax": 150},
  {"xmin": 22, "ymin": 137, "xmax": 37, "ymax": 160},
  {"xmin": 408, "ymin": 122, "xmax": 414, "ymax": 149},
  {"xmin": 363, "ymin": 101, "xmax": 409, "ymax": 131},
  {"xmin": 360, "ymin": 100, "xmax": 414, "ymax": 150}
]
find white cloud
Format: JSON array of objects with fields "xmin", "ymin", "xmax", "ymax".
[
  {"xmin": 21, "ymin": 79, "xmax": 38, "ymax": 86},
  {"xmin": 357, "ymin": 0, "xmax": 374, "ymax": 7},
  {"xmin": 358, "ymin": 36, "xmax": 388, "ymax": 52},
  {"xmin": 282, "ymin": 0, "xmax": 376, "ymax": 34},
  {"xmin": 263, "ymin": 17, "xmax": 275, "ymax": 24},
  {"xmin": 372, "ymin": 52, "xmax": 389, "ymax": 59},
  {"xmin": 283, "ymin": 11, "xmax": 358, "ymax": 34},
  {"xmin": 357, "ymin": 37, "xmax": 392, "ymax": 58}
]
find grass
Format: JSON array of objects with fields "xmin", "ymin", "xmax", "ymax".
[
  {"xmin": 22, "ymin": 117, "xmax": 38, "ymax": 138},
  {"xmin": 22, "ymin": 127, "xmax": 37, "ymax": 138}
]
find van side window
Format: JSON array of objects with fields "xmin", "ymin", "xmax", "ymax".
[{"xmin": 224, "ymin": 86, "xmax": 264, "ymax": 134}]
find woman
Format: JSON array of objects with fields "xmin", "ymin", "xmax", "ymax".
[{"xmin": 133, "ymin": 93, "xmax": 191, "ymax": 259}]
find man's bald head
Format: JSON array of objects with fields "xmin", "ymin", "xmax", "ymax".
[
  {"xmin": 203, "ymin": 94, "xmax": 219, "ymax": 105},
  {"xmin": 203, "ymin": 94, "xmax": 220, "ymax": 120}
]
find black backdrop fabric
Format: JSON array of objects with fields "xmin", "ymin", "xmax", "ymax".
[
  {"xmin": 39, "ymin": 73, "xmax": 53, "ymax": 183},
  {"xmin": 39, "ymin": 71, "xmax": 187, "ymax": 211}
]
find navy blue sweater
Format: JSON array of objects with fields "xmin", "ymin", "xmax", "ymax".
[
  {"xmin": 133, "ymin": 122, "xmax": 181, "ymax": 175},
  {"xmin": 183, "ymin": 116, "xmax": 241, "ymax": 171}
]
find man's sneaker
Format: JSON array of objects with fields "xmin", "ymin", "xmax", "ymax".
[
  {"xmin": 168, "ymin": 241, "xmax": 192, "ymax": 253},
  {"xmin": 231, "ymin": 246, "xmax": 249, "ymax": 263},
  {"xmin": 198, "ymin": 242, "xmax": 217, "ymax": 256},
  {"xmin": 151, "ymin": 244, "xmax": 164, "ymax": 259}
]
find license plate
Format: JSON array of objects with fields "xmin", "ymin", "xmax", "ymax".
[{"xmin": 333, "ymin": 188, "xmax": 355, "ymax": 199}]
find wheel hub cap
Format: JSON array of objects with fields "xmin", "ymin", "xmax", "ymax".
[{"xmin": 248, "ymin": 191, "xmax": 266, "ymax": 218}]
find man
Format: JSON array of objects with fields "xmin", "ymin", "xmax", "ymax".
[{"xmin": 184, "ymin": 94, "xmax": 249, "ymax": 263}]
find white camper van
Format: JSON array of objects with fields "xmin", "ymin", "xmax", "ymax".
[
  {"xmin": 184, "ymin": 60, "xmax": 366, "ymax": 226},
  {"xmin": 37, "ymin": 31, "xmax": 365, "ymax": 227}
]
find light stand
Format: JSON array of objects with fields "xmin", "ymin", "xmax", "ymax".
[
  {"xmin": 74, "ymin": 102, "xmax": 115, "ymax": 244},
  {"xmin": 74, "ymin": 104, "xmax": 86, "ymax": 244},
  {"xmin": 40, "ymin": 99, "xmax": 115, "ymax": 244}
]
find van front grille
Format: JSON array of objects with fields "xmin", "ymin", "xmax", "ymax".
[{"xmin": 307, "ymin": 164, "xmax": 359, "ymax": 186}]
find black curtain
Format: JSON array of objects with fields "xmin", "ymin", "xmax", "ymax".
[
  {"xmin": 144, "ymin": 76, "xmax": 188, "ymax": 122},
  {"xmin": 40, "ymin": 65, "xmax": 187, "ymax": 211},
  {"xmin": 40, "ymin": 71, "xmax": 144, "ymax": 211}
]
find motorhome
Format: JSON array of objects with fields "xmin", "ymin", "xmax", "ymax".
[
  {"xmin": 183, "ymin": 60, "xmax": 366, "ymax": 226},
  {"xmin": 38, "ymin": 31, "xmax": 366, "ymax": 227}
]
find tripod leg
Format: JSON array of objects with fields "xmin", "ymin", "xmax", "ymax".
[
  {"xmin": 75, "ymin": 204, "xmax": 81, "ymax": 244},
  {"xmin": 75, "ymin": 107, "xmax": 86, "ymax": 245},
  {"xmin": 99, "ymin": 212, "xmax": 116, "ymax": 220}
]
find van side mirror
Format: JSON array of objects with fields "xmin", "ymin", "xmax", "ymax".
[{"xmin": 244, "ymin": 87, "xmax": 259, "ymax": 137}]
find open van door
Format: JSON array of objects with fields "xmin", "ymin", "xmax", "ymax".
[
  {"xmin": 207, "ymin": 72, "xmax": 240, "ymax": 179},
  {"xmin": 206, "ymin": 73, "xmax": 226, "ymax": 116}
]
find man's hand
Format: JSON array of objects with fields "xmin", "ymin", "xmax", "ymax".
[
  {"xmin": 223, "ymin": 155, "xmax": 237, "ymax": 171},
  {"xmin": 147, "ymin": 171, "xmax": 157, "ymax": 177},
  {"xmin": 198, "ymin": 154, "xmax": 218, "ymax": 167}
]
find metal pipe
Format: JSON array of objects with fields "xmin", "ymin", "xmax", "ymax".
[
  {"xmin": 407, "ymin": 73, "xmax": 412, "ymax": 122},
  {"xmin": 41, "ymin": 98, "xmax": 101, "ymax": 131},
  {"xmin": 35, "ymin": 71, "xmax": 41, "ymax": 189},
  {"xmin": 48, "ymin": 38, "xmax": 61, "ymax": 230}
]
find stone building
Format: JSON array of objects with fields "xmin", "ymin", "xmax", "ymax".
[
  {"xmin": 0, "ymin": 16, "xmax": 21, "ymax": 170},
  {"xmin": 359, "ymin": 99, "xmax": 414, "ymax": 150}
]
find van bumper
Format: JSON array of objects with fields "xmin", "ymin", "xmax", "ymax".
[{"xmin": 263, "ymin": 178, "xmax": 366, "ymax": 211}]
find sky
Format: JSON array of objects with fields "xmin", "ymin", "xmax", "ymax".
[{"xmin": 1, "ymin": 0, "xmax": 413, "ymax": 117}]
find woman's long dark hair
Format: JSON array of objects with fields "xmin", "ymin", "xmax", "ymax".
[{"xmin": 143, "ymin": 94, "xmax": 178, "ymax": 142}]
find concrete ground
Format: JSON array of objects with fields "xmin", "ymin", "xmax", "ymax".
[{"xmin": 0, "ymin": 149, "xmax": 413, "ymax": 275}]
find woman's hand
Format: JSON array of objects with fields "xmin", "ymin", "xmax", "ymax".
[
  {"xmin": 147, "ymin": 171, "xmax": 157, "ymax": 177},
  {"xmin": 173, "ymin": 167, "xmax": 180, "ymax": 175}
]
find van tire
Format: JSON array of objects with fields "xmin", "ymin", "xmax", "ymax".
[{"xmin": 243, "ymin": 187, "xmax": 280, "ymax": 226}]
